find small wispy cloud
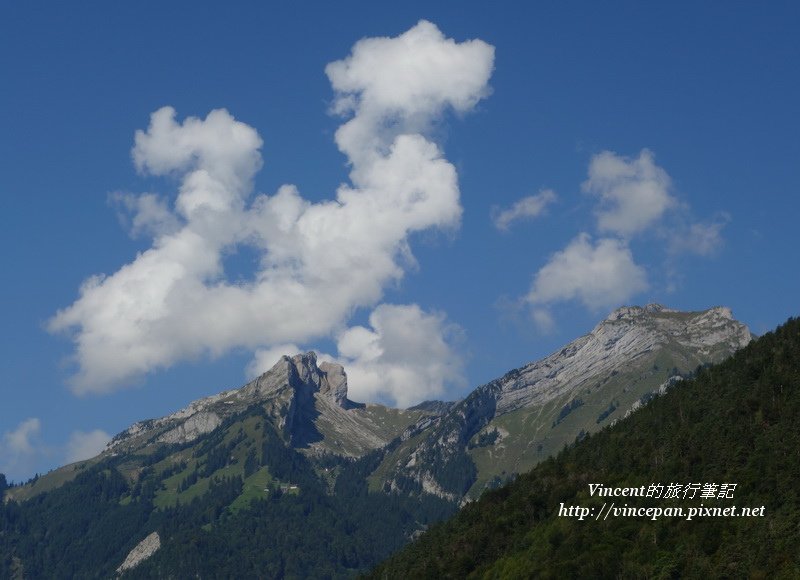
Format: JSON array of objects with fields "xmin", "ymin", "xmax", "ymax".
[
  {"xmin": 668, "ymin": 213, "xmax": 730, "ymax": 257},
  {"xmin": 0, "ymin": 418, "xmax": 47, "ymax": 482},
  {"xmin": 246, "ymin": 344, "xmax": 302, "ymax": 380},
  {"xmin": 526, "ymin": 233, "xmax": 648, "ymax": 319},
  {"xmin": 491, "ymin": 189, "xmax": 557, "ymax": 231},
  {"xmin": 583, "ymin": 149, "xmax": 675, "ymax": 237},
  {"xmin": 3, "ymin": 418, "xmax": 42, "ymax": 456},
  {"xmin": 65, "ymin": 429, "xmax": 111, "ymax": 464},
  {"xmin": 519, "ymin": 148, "xmax": 729, "ymax": 329},
  {"xmin": 108, "ymin": 191, "xmax": 180, "ymax": 239},
  {"xmin": 1, "ymin": 419, "xmax": 112, "ymax": 481}
]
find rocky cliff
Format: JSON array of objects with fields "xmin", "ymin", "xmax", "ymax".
[
  {"xmin": 10, "ymin": 304, "xmax": 751, "ymax": 507},
  {"xmin": 106, "ymin": 352, "xmax": 430, "ymax": 459},
  {"xmin": 371, "ymin": 304, "xmax": 751, "ymax": 499}
]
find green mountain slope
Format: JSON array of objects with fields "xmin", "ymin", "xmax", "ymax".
[
  {"xmin": 0, "ymin": 305, "xmax": 754, "ymax": 577},
  {"xmin": 0, "ymin": 402, "xmax": 455, "ymax": 578},
  {"xmin": 4, "ymin": 353, "xmax": 429, "ymax": 506},
  {"xmin": 372, "ymin": 305, "xmax": 751, "ymax": 501},
  {"xmin": 370, "ymin": 316, "xmax": 800, "ymax": 579},
  {"xmin": 0, "ymin": 354, "xmax": 456, "ymax": 577}
]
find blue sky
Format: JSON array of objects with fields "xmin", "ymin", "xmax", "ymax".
[{"xmin": 2, "ymin": 2, "xmax": 799, "ymax": 482}]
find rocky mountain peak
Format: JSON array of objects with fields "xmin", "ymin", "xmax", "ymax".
[
  {"xmin": 378, "ymin": 304, "xmax": 753, "ymax": 500},
  {"xmin": 319, "ymin": 361, "xmax": 349, "ymax": 408},
  {"xmin": 287, "ymin": 352, "xmax": 320, "ymax": 385},
  {"xmin": 278, "ymin": 352, "xmax": 351, "ymax": 409},
  {"xmin": 594, "ymin": 304, "xmax": 750, "ymax": 350},
  {"xmin": 105, "ymin": 351, "xmax": 356, "ymax": 453},
  {"xmin": 605, "ymin": 303, "xmax": 676, "ymax": 321},
  {"xmin": 238, "ymin": 351, "xmax": 351, "ymax": 409},
  {"xmin": 491, "ymin": 304, "xmax": 750, "ymax": 415}
]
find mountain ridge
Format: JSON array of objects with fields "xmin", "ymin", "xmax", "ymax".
[
  {"xmin": 369, "ymin": 315, "xmax": 800, "ymax": 579},
  {"xmin": 105, "ymin": 352, "xmax": 429, "ymax": 459},
  {"xmin": 0, "ymin": 304, "xmax": 755, "ymax": 577},
  {"xmin": 6, "ymin": 304, "xmax": 751, "ymax": 506},
  {"xmin": 369, "ymin": 303, "xmax": 751, "ymax": 499}
]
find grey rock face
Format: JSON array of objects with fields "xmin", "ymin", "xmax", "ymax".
[
  {"xmin": 100, "ymin": 304, "xmax": 751, "ymax": 505},
  {"xmin": 106, "ymin": 352, "xmax": 337, "ymax": 451},
  {"xmin": 116, "ymin": 531, "xmax": 160, "ymax": 574},
  {"xmin": 104, "ymin": 351, "xmax": 423, "ymax": 459},
  {"xmin": 157, "ymin": 412, "xmax": 222, "ymax": 445},
  {"xmin": 376, "ymin": 304, "xmax": 751, "ymax": 500},
  {"xmin": 494, "ymin": 304, "xmax": 751, "ymax": 415},
  {"xmin": 319, "ymin": 361, "xmax": 349, "ymax": 408}
]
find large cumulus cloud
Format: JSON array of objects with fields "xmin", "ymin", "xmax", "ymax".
[{"xmin": 49, "ymin": 21, "xmax": 494, "ymax": 396}]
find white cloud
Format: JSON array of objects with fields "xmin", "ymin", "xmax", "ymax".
[
  {"xmin": 531, "ymin": 308, "xmax": 556, "ymax": 333},
  {"xmin": 1, "ymin": 420, "xmax": 111, "ymax": 479},
  {"xmin": 669, "ymin": 214, "xmax": 729, "ymax": 256},
  {"xmin": 109, "ymin": 191, "xmax": 180, "ymax": 239},
  {"xmin": 527, "ymin": 233, "xmax": 648, "ymax": 313},
  {"xmin": 513, "ymin": 149, "xmax": 726, "ymax": 328},
  {"xmin": 326, "ymin": 19, "xmax": 494, "ymax": 167},
  {"xmin": 4, "ymin": 418, "xmax": 41, "ymax": 456},
  {"xmin": 492, "ymin": 189, "xmax": 557, "ymax": 231},
  {"xmin": 335, "ymin": 303, "xmax": 466, "ymax": 408},
  {"xmin": 0, "ymin": 418, "xmax": 46, "ymax": 481},
  {"xmin": 132, "ymin": 106, "xmax": 264, "ymax": 204},
  {"xmin": 48, "ymin": 21, "xmax": 494, "ymax": 394},
  {"xmin": 583, "ymin": 149, "xmax": 675, "ymax": 237},
  {"xmin": 65, "ymin": 429, "xmax": 111, "ymax": 463},
  {"xmin": 246, "ymin": 343, "xmax": 302, "ymax": 380}
]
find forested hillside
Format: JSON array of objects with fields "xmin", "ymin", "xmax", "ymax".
[
  {"xmin": 0, "ymin": 404, "xmax": 454, "ymax": 578},
  {"xmin": 370, "ymin": 316, "xmax": 800, "ymax": 579},
  {"xmin": 0, "ymin": 308, "xmax": 764, "ymax": 578}
]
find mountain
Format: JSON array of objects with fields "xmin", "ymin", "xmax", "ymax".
[
  {"xmin": 369, "ymin": 315, "xmax": 800, "ymax": 579},
  {"xmin": 105, "ymin": 352, "xmax": 429, "ymax": 458},
  {"xmin": 0, "ymin": 304, "xmax": 751, "ymax": 577},
  {"xmin": 6, "ymin": 352, "xmax": 434, "ymax": 505},
  {"xmin": 1, "ymin": 354, "xmax": 455, "ymax": 578},
  {"xmin": 370, "ymin": 304, "xmax": 751, "ymax": 500}
]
